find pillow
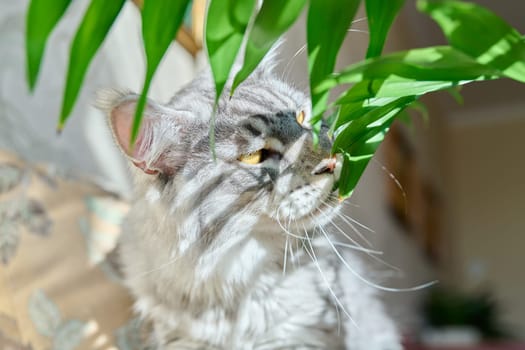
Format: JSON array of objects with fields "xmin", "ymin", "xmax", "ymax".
[{"xmin": 0, "ymin": 150, "xmax": 143, "ymax": 350}]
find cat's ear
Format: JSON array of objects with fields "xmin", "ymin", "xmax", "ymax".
[{"xmin": 96, "ymin": 89, "xmax": 176, "ymax": 175}]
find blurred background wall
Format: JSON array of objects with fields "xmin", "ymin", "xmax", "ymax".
[{"xmin": 396, "ymin": 0, "xmax": 525, "ymax": 338}]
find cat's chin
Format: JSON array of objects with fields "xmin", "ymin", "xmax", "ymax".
[
  {"xmin": 297, "ymin": 195, "xmax": 340, "ymax": 229},
  {"xmin": 272, "ymin": 174, "xmax": 336, "ymax": 221},
  {"xmin": 264, "ymin": 196, "xmax": 340, "ymax": 241},
  {"xmin": 272, "ymin": 190, "xmax": 339, "ymax": 232}
]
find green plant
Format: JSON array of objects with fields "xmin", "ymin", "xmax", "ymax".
[
  {"xmin": 423, "ymin": 288, "xmax": 511, "ymax": 339},
  {"xmin": 25, "ymin": 0, "xmax": 525, "ymax": 198}
]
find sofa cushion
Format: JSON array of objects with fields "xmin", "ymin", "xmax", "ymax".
[{"xmin": 0, "ymin": 150, "xmax": 143, "ymax": 350}]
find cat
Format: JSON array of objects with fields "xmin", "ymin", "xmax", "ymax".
[{"xmin": 97, "ymin": 51, "xmax": 402, "ymax": 349}]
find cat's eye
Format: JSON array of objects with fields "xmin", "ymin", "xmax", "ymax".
[
  {"xmin": 238, "ymin": 150, "xmax": 263, "ymax": 164},
  {"xmin": 296, "ymin": 110, "xmax": 305, "ymax": 125},
  {"xmin": 238, "ymin": 148, "xmax": 282, "ymax": 165}
]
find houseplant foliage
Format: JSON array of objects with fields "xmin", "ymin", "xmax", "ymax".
[
  {"xmin": 26, "ymin": 0, "xmax": 525, "ymax": 198},
  {"xmin": 423, "ymin": 288, "xmax": 510, "ymax": 339}
]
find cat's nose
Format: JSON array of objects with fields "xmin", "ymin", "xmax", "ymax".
[{"xmin": 311, "ymin": 156, "xmax": 337, "ymax": 175}]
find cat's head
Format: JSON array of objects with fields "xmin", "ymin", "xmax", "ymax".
[{"xmin": 98, "ymin": 53, "xmax": 340, "ymax": 231}]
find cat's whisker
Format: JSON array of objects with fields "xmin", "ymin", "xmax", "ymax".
[
  {"xmin": 333, "ymin": 206, "xmax": 375, "ymax": 234},
  {"xmin": 370, "ymin": 257, "xmax": 405, "ymax": 277},
  {"xmin": 277, "ymin": 202, "xmax": 291, "ymax": 277},
  {"xmin": 332, "ymin": 241, "xmax": 383, "ymax": 255},
  {"xmin": 284, "ymin": 215, "xmax": 298, "ymax": 268},
  {"xmin": 282, "ymin": 44, "xmax": 307, "ymax": 84},
  {"xmin": 312, "ymin": 212, "xmax": 375, "ymax": 255},
  {"xmin": 286, "ymin": 203, "xmax": 294, "ymax": 235},
  {"xmin": 128, "ymin": 255, "xmax": 183, "ymax": 281},
  {"xmin": 276, "ymin": 206, "xmax": 307, "ymax": 240},
  {"xmin": 334, "ymin": 211, "xmax": 375, "ymax": 244},
  {"xmin": 127, "ymin": 226, "xmax": 212, "ymax": 281},
  {"xmin": 316, "ymin": 196, "xmax": 377, "ymax": 248},
  {"xmin": 311, "ymin": 188, "xmax": 366, "ymax": 227},
  {"xmin": 317, "ymin": 209, "xmax": 406, "ymax": 276},
  {"xmin": 279, "ymin": 227, "xmax": 307, "ymax": 240},
  {"xmin": 372, "ymin": 158, "xmax": 408, "ymax": 217},
  {"xmin": 341, "ymin": 200, "xmax": 362, "ymax": 209},
  {"xmin": 291, "ymin": 218, "xmax": 302, "ymax": 268},
  {"xmin": 313, "ymin": 217, "xmax": 438, "ymax": 293},
  {"xmin": 283, "ymin": 236, "xmax": 289, "ymax": 276},
  {"xmin": 287, "ymin": 234, "xmax": 296, "ymax": 268},
  {"xmin": 301, "ymin": 223, "xmax": 359, "ymax": 329},
  {"xmin": 352, "ymin": 17, "xmax": 368, "ymax": 24},
  {"xmin": 320, "ymin": 203, "xmax": 375, "ymax": 247},
  {"xmin": 313, "ymin": 191, "xmax": 408, "ymax": 276},
  {"xmin": 290, "ymin": 219, "xmax": 300, "ymax": 268},
  {"xmin": 317, "ymin": 193, "xmax": 375, "ymax": 234},
  {"xmin": 347, "ymin": 28, "xmax": 369, "ymax": 35},
  {"xmin": 314, "ymin": 202, "xmax": 374, "ymax": 251}
]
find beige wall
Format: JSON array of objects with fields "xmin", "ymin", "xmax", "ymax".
[
  {"xmin": 442, "ymin": 105, "xmax": 525, "ymax": 336},
  {"xmin": 396, "ymin": 1, "xmax": 525, "ymax": 337}
]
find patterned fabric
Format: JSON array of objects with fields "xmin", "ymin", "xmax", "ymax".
[{"xmin": 0, "ymin": 150, "xmax": 144, "ymax": 350}]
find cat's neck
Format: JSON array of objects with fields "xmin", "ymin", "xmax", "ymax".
[{"xmin": 124, "ymin": 193, "xmax": 299, "ymax": 309}]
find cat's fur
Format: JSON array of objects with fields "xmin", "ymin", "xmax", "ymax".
[{"xmin": 98, "ymin": 52, "xmax": 401, "ymax": 349}]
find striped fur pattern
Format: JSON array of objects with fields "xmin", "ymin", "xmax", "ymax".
[{"xmin": 99, "ymin": 53, "xmax": 401, "ymax": 349}]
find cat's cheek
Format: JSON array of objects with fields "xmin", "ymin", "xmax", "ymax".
[
  {"xmin": 274, "ymin": 173, "xmax": 295, "ymax": 197},
  {"xmin": 311, "ymin": 175, "xmax": 334, "ymax": 197},
  {"xmin": 145, "ymin": 187, "xmax": 162, "ymax": 204}
]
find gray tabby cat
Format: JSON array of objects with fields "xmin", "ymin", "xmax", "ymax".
[{"xmin": 98, "ymin": 51, "xmax": 401, "ymax": 349}]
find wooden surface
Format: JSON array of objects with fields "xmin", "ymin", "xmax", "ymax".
[
  {"xmin": 404, "ymin": 341, "xmax": 525, "ymax": 350},
  {"xmin": 131, "ymin": 0, "xmax": 205, "ymax": 56}
]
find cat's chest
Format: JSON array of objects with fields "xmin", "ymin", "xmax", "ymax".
[
  {"xmin": 128, "ymin": 239, "xmax": 340, "ymax": 348},
  {"xmin": 119, "ymin": 207, "xmax": 346, "ymax": 347},
  {"xmin": 121, "ymin": 221, "xmax": 285, "ymax": 309}
]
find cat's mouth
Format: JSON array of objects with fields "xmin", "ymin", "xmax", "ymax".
[{"xmin": 274, "ymin": 177, "xmax": 337, "ymax": 224}]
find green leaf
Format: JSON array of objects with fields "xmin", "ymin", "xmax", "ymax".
[
  {"xmin": 365, "ymin": 0, "xmax": 405, "ymax": 58},
  {"xmin": 333, "ymin": 96, "xmax": 416, "ymax": 151},
  {"xmin": 418, "ymin": 0, "xmax": 525, "ymax": 83},
  {"xmin": 336, "ymin": 78, "xmax": 466, "ymax": 104},
  {"xmin": 333, "ymin": 95, "xmax": 398, "ymax": 130},
  {"xmin": 205, "ymin": 0, "xmax": 256, "ymax": 156},
  {"xmin": 58, "ymin": 0, "xmax": 125, "ymax": 130},
  {"xmin": 337, "ymin": 128, "xmax": 391, "ymax": 198},
  {"xmin": 329, "ymin": 43, "xmax": 505, "ymax": 199},
  {"xmin": 307, "ymin": 0, "xmax": 361, "ymax": 124},
  {"xmin": 338, "ymin": 149, "xmax": 373, "ymax": 199},
  {"xmin": 132, "ymin": 0, "xmax": 192, "ymax": 143},
  {"xmin": 26, "ymin": 0, "xmax": 72, "ymax": 90},
  {"xmin": 316, "ymin": 46, "xmax": 499, "ymax": 94},
  {"xmin": 445, "ymin": 85, "xmax": 464, "ymax": 105},
  {"xmin": 406, "ymin": 99, "xmax": 430, "ymax": 121},
  {"xmin": 231, "ymin": 0, "xmax": 307, "ymax": 93},
  {"xmin": 206, "ymin": 0, "xmax": 257, "ymax": 102},
  {"xmin": 333, "ymin": 96, "xmax": 416, "ymax": 198}
]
